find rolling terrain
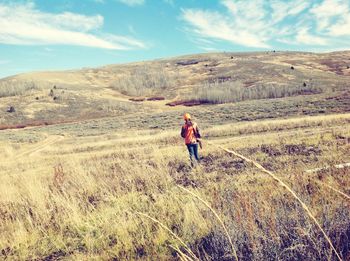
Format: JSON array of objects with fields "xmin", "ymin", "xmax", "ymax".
[
  {"xmin": 0, "ymin": 51, "xmax": 349, "ymax": 260},
  {"xmin": 1, "ymin": 51, "xmax": 349, "ymax": 129}
]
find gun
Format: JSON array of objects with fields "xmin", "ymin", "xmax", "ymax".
[{"xmin": 197, "ymin": 138, "xmax": 203, "ymax": 149}]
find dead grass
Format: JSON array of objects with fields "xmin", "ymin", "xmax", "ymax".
[
  {"xmin": 207, "ymin": 141, "xmax": 342, "ymax": 260},
  {"xmin": 0, "ymin": 113, "xmax": 349, "ymax": 260},
  {"xmin": 1, "ymin": 51, "xmax": 350, "ymax": 260},
  {"xmin": 0, "ymin": 80, "xmax": 41, "ymax": 97},
  {"xmin": 188, "ymin": 80, "xmax": 324, "ymax": 105},
  {"xmin": 109, "ymin": 65, "xmax": 178, "ymax": 97}
]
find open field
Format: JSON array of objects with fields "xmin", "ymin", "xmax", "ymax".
[
  {"xmin": 0, "ymin": 112, "xmax": 349, "ymax": 260},
  {"xmin": 0, "ymin": 51, "xmax": 350, "ymax": 260}
]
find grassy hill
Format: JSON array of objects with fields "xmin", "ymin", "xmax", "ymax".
[
  {"xmin": 0, "ymin": 51, "xmax": 349, "ymax": 260},
  {"xmin": 0, "ymin": 51, "xmax": 349, "ymax": 129}
]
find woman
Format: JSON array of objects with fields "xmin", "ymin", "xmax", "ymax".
[{"xmin": 181, "ymin": 113, "xmax": 201, "ymax": 167}]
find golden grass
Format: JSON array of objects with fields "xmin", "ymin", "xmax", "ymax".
[
  {"xmin": 316, "ymin": 180, "xmax": 350, "ymax": 200},
  {"xmin": 136, "ymin": 212, "xmax": 199, "ymax": 260},
  {"xmin": 0, "ymin": 113, "xmax": 349, "ymax": 260},
  {"xmin": 178, "ymin": 185, "xmax": 238, "ymax": 261}
]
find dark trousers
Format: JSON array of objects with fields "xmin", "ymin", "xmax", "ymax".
[{"xmin": 186, "ymin": 143, "xmax": 200, "ymax": 166}]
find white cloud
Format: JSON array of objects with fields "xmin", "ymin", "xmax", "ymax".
[
  {"xmin": 49, "ymin": 12, "xmax": 104, "ymax": 32},
  {"xmin": 295, "ymin": 28, "xmax": 328, "ymax": 45},
  {"xmin": 116, "ymin": 0, "xmax": 145, "ymax": 6},
  {"xmin": 310, "ymin": 0, "xmax": 349, "ymax": 31},
  {"xmin": 328, "ymin": 15, "xmax": 350, "ymax": 36},
  {"xmin": 104, "ymin": 34, "xmax": 145, "ymax": 49},
  {"xmin": 310, "ymin": 0, "xmax": 350, "ymax": 37},
  {"xmin": 271, "ymin": 0, "xmax": 310, "ymax": 23},
  {"xmin": 181, "ymin": 0, "xmax": 277, "ymax": 49},
  {"xmin": 181, "ymin": 7, "xmax": 270, "ymax": 48},
  {"xmin": 0, "ymin": 2, "xmax": 146, "ymax": 50},
  {"xmin": 181, "ymin": 0, "xmax": 350, "ymax": 50}
]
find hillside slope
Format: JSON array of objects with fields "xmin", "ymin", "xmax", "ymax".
[
  {"xmin": 0, "ymin": 51, "xmax": 349, "ymax": 260},
  {"xmin": 0, "ymin": 51, "xmax": 349, "ymax": 129}
]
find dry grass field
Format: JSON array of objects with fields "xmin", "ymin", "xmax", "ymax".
[{"xmin": 0, "ymin": 51, "xmax": 350, "ymax": 260}]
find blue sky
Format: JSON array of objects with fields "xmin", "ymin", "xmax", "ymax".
[{"xmin": 0, "ymin": 0, "xmax": 350, "ymax": 78}]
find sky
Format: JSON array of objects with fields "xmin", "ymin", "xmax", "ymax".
[{"xmin": 0, "ymin": 0, "xmax": 350, "ymax": 78}]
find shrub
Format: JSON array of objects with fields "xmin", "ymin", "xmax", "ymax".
[{"xmin": 6, "ymin": 106, "xmax": 15, "ymax": 113}]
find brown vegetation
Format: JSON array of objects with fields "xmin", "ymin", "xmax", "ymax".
[
  {"xmin": 147, "ymin": 96, "xmax": 165, "ymax": 101},
  {"xmin": 166, "ymin": 99, "xmax": 211, "ymax": 106},
  {"xmin": 109, "ymin": 65, "xmax": 178, "ymax": 97},
  {"xmin": 0, "ymin": 114, "xmax": 349, "ymax": 260},
  {"xmin": 183, "ymin": 80, "xmax": 324, "ymax": 105},
  {"xmin": 1, "ymin": 51, "xmax": 350, "ymax": 259},
  {"xmin": 1, "ymin": 51, "xmax": 349, "ymax": 127},
  {"xmin": 0, "ymin": 80, "xmax": 40, "ymax": 97},
  {"xmin": 129, "ymin": 97, "xmax": 146, "ymax": 102},
  {"xmin": 320, "ymin": 59, "xmax": 348, "ymax": 75}
]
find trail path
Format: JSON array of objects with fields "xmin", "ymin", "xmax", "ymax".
[{"xmin": 14, "ymin": 135, "xmax": 65, "ymax": 159}]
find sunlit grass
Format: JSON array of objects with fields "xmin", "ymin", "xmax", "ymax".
[{"xmin": 0, "ymin": 113, "xmax": 349, "ymax": 260}]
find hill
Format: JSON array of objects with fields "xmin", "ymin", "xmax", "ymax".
[
  {"xmin": 0, "ymin": 51, "xmax": 349, "ymax": 260},
  {"xmin": 0, "ymin": 51, "xmax": 349, "ymax": 129}
]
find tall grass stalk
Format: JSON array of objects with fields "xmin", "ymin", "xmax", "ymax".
[
  {"xmin": 136, "ymin": 212, "xmax": 199, "ymax": 261},
  {"xmin": 316, "ymin": 180, "xmax": 350, "ymax": 200},
  {"xmin": 169, "ymin": 245, "xmax": 195, "ymax": 261},
  {"xmin": 207, "ymin": 141, "xmax": 343, "ymax": 261},
  {"xmin": 177, "ymin": 185, "xmax": 239, "ymax": 261}
]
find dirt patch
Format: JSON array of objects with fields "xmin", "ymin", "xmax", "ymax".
[
  {"xmin": 146, "ymin": 96, "xmax": 165, "ymax": 101},
  {"xmin": 201, "ymin": 153, "xmax": 246, "ymax": 174},
  {"xmin": 129, "ymin": 96, "xmax": 166, "ymax": 102},
  {"xmin": 243, "ymin": 81, "xmax": 257, "ymax": 87},
  {"xmin": 40, "ymin": 250, "xmax": 69, "ymax": 261},
  {"xmin": 167, "ymin": 159, "xmax": 191, "ymax": 174},
  {"xmin": 176, "ymin": 60, "xmax": 200, "ymax": 66},
  {"xmin": 166, "ymin": 99, "xmax": 212, "ymax": 107},
  {"xmin": 260, "ymin": 144, "xmax": 321, "ymax": 157},
  {"xmin": 260, "ymin": 144, "xmax": 282, "ymax": 157},
  {"xmin": 167, "ymin": 159, "xmax": 200, "ymax": 187},
  {"xmin": 284, "ymin": 144, "xmax": 321, "ymax": 156},
  {"xmin": 0, "ymin": 120, "xmax": 51, "ymax": 130},
  {"xmin": 129, "ymin": 97, "xmax": 146, "ymax": 102}
]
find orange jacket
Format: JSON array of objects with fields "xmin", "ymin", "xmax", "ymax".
[{"xmin": 181, "ymin": 121, "xmax": 201, "ymax": 144}]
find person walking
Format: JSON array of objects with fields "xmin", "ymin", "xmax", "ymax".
[{"xmin": 181, "ymin": 113, "xmax": 201, "ymax": 167}]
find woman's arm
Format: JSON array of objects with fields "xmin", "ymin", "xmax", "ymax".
[
  {"xmin": 195, "ymin": 124, "xmax": 201, "ymax": 138},
  {"xmin": 181, "ymin": 126, "xmax": 186, "ymax": 138}
]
